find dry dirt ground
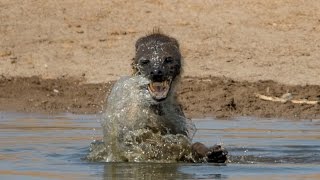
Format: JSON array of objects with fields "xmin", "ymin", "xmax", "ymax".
[{"xmin": 0, "ymin": 0, "xmax": 320, "ymax": 119}]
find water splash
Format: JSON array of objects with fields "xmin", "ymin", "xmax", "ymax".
[{"xmin": 87, "ymin": 76, "xmax": 196, "ymax": 162}]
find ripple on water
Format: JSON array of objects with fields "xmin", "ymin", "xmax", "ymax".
[{"xmin": 0, "ymin": 112, "xmax": 320, "ymax": 179}]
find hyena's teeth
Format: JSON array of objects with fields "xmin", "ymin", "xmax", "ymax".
[{"xmin": 148, "ymin": 80, "xmax": 172, "ymax": 100}]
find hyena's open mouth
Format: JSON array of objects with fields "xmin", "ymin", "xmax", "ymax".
[{"xmin": 147, "ymin": 79, "xmax": 172, "ymax": 101}]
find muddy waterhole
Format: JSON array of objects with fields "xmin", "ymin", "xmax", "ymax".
[{"xmin": 0, "ymin": 112, "xmax": 319, "ymax": 179}]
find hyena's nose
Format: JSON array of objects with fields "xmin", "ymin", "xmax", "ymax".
[{"xmin": 150, "ymin": 69, "xmax": 164, "ymax": 81}]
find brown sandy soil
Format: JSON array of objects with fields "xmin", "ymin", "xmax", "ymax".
[
  {"xmin": 1, "ymin": 76, "xmax": 319, "ymax": 119},
  {"xmin": 0, "ymin": 0, "xmax": 320, "ymax": 119}
]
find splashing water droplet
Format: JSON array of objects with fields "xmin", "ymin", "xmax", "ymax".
[{"xmin": 87, "ymin": 76, "xmax": 196, "ymax": 162}]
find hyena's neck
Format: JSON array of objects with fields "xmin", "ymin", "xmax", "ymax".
[{"xmin": 149, "ymin": 104, "xmax": 165, "ymax": 116}]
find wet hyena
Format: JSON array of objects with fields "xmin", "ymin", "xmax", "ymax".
[{"xmin": 99, "ymin": 32, "xmax": 227, "ymax": 163}]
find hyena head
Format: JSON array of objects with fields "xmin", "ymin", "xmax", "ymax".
[{"xmin": 132, "ymin": 33, "xmax": 182, "ymax": 101}]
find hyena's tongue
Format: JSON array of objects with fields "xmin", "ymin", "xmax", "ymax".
[{"xmin": 148, "ymin": 80, "xmax": 170, "ymax": 101}]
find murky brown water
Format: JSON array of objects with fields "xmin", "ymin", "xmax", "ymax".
[{"xmin": 0, "ymin": 112, "xmax": 319, "ymax": 179}]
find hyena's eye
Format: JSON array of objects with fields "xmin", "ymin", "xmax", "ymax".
[
  {"xmin": 139, "ymin": 59, "xmax": 150, "ymax": 65},
  {"xmin": 164, "ymin": 57, "xmax": 173, "ymax": 63}
]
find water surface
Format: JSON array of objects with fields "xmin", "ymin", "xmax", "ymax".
[{"xmin": 0, "ymin": 112, "xmax": 319, "ymax": 179}]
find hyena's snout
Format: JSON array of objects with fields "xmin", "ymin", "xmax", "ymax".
[{"xmin": 150, "ymin": 67, "xmax": 166, "ymax": 82}]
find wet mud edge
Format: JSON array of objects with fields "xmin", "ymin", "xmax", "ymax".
[{"xmin": 0, "ymin": 76, "xmax": 319, "ymax": 119}]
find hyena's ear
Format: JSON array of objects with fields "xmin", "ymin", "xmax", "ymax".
[{"xmin": 131, "ymin": 58, "xmax": 138, "ymax": 75}]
